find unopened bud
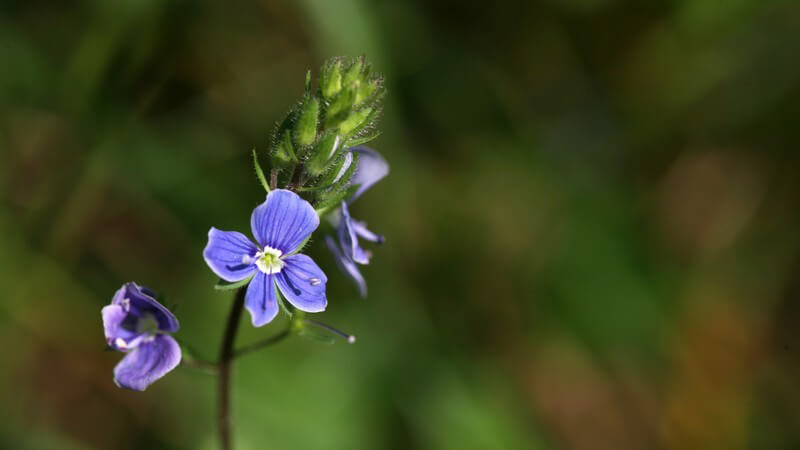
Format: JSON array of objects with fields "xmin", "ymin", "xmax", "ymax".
[
  {"xmin": 293, "ymin": 97, "xmax": 319, "ymax": 148},
  {"xmin": 343, "ymin": 57, "xmax": 364, "ymax": 86},
  {"xmin": 355, "ymin": 79, "xmax": 380, "ymax": 105},
  {"xmin": 271, "ymin": 132, "xmax": 297, "ymax": 167},
  {"xmin": 324, "ymin": 87, "xmax": 355, "ymax": 128},
  {"xmin": 321, "ymin": 60, "xmax": 343, "ymax": 99}
]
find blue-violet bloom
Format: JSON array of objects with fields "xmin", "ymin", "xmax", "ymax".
[
  {"xmin": 102, "ymin": 282, "xmax": 181, "ymax": 391},
  {"xmin": 203, "ymin": 189, "xmax": 327, "ymax": 326},
  {"xmin": 326, "ymin": 146, "xmax": 389, "ymax": 297}
]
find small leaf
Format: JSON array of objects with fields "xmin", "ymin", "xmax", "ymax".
[
  {"xmin": 214, "ymin": 274, "xmax": 254, "ymax": 291},
  {"xmin": 252, "ymin": 149, "xmax": 271, "ymax": 193}
]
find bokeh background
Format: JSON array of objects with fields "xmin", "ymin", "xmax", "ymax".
[{"xmin": 2, "ymin": 0, "xmax": 800, "ymax": 449}]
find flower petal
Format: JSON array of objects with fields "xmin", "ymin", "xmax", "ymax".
[
  {"xmin": 250, "ymin": 189, "xmax": 320, "ymax": 253},
  {"xmin": 338, "ymin": 202, "xmax": 371, "ymax": 265},
  {"xmin": 244, "ymin": 272, "xmax": 280, "ymax": 327},
  {"xmin": 276, "ymin": 254, "xmax": 327, "ymax": 312},
  {"xmin": 203, "ymin": 228, "xmax": 259, "ymax": 282},
  {"xmin": 113, "ymin": 335, "xmax": 181, "ymax": 391},
  {"xmin": 113, "ymin": 283, "xmax": 180, "ymax": 334},
  {"xmin": 101, "ymin": 303, "xmax": 139, "ymax": 350},
  {"xmin": 325, "ymin": 236, "xmax": 367, "ymax": 298},
  {"xmin": 349, "ymin": 146, "xmax": 389, "ymax": 202},
  {"xmin": 352, "ymin": 220, "xmax": 384, "ymax": 244}
]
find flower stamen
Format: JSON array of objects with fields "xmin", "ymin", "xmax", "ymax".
[{"xmin": 255, "ymin": 246, "xmax": 284, "ymax": 274}]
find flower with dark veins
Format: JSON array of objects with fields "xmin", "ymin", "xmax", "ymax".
[
  {"xmin": 326, "ymin": 146, "xmax": 389, "ymax": 297},
  {"xmin": 203, "ymin": 189, "xmax": 327, "ymax": 326},
  {"xmin": 102, "ymin": 283, "xmax": 181, "ymax": 391}
]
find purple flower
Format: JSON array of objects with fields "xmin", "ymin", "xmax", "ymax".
[
  {"xmin": 326, "ymin": 146, "xmax": 388, "ymax": 297},
  {"xmin": 101, "ymin": 282, "xmax": 181, "ymax": 391},
  {"xmin": 203, "ymin": 189, "xmax": 327, "ymax": 326}
]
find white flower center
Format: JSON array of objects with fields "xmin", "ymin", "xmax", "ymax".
[{"xmin": 255, "ymin": 246, "xmax": 284, "ymax": 274}]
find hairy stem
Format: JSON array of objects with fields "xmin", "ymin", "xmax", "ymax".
[{"xmin": 218, "ymin": 287, "xmax": 246, "ymax": 450}]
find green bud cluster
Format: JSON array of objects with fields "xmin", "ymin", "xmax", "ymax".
[{"xmin": 256, "ymin": 56, "xmax": 385, "ymax": 214}]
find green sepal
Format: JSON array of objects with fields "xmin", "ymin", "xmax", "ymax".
[
  {"xmin": 345, "ymin": 130, "xmax": 381, "ymax": 148},
  {"xmin": 311, "ymin": 150, "xmax": 358, "ymax": 206},
  {"xmin": 305, "ymin": 132, "xmax": 340, "ymax": 177},
  {"xmin": 314, "ymin": 183, "xmax": 359, "ymax": 215},
  {"xmin": 312, "ymin": 149, "xmax": 355, "ymax": 190},
  {"xmin": 214, "ymin": 274, "xmax": 255, "ymax": 291},
  {"xmin": 252, "ymin": 149, "xmax": 271, "ymax": 193}
]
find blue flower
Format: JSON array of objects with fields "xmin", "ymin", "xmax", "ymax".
[
  {"xmin": 203, "ymin": 189, "xmax": 327, "ymax": 326},
  {"xmin": 102, "ymin": 282, "xmax": 181, "ymax": 391},
  {"xmin": 326, "ymin": 146, "xmax": 388, "ymax": 297}
]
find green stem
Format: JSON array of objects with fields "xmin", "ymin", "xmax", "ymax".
[{"xmin": 217, "ymin": 287, "xmax": 246, "ymax": 450}]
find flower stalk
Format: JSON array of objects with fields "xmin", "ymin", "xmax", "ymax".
[{"xmin": 217, "ymin": 287, "xmax": 246, "ymax": 450}]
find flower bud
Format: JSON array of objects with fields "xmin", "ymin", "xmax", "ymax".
[
  {"xmin": 342, "ymin": 57, "xmax": 364, "ymax": 87},
  {"xmin": 355, "ymin": 78, "xmax": 381, "ymax": 105},
  {"xmin": 324, "ymin": 87, "xmax": 356, "ymax": 129},
  {"xmin": 271, "ymin": 132, "xmax": 297, "ymax": 167},
  {"xmin": 293, "ymin": 97, "xmax": 319, "ymax": 148},
  {"xmin": 321, "ymin": 60, "xmax": 343, "ymax": 99},
  {"xmin": 338, "ymin": 107, "xmax": 372, "ymax": 136}
]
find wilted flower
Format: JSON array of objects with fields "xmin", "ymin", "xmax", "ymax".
[
  {"xmin": 204, "ymin": 189, "xmax": 327, "ymax": 326},
  {"xmin": 326, "ymin": 146, "xmax": 389, "ymax": 297},
  {"xmin": 102, "ymin": 282, "xmax": 181, "ymax": 391}
]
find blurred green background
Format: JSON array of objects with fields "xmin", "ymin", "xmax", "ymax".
[{"xmin": 2, "ymin": 0, "xmax": 800, "ymax": 449}]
